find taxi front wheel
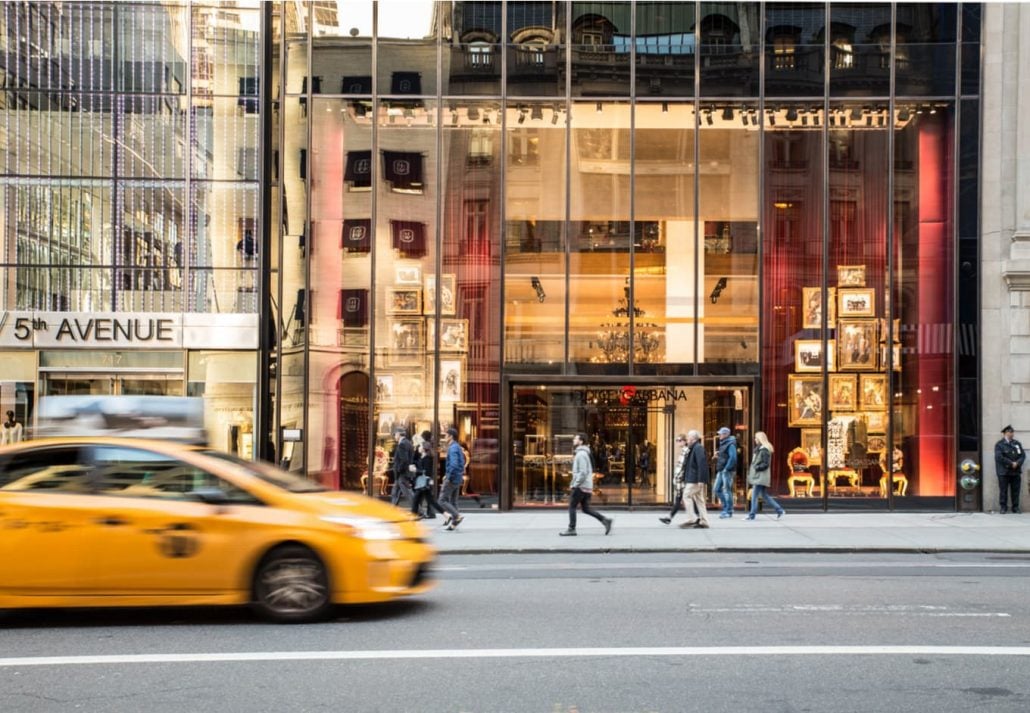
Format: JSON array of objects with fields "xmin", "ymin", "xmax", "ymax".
[{"xmin": 251, "ymin": 545, "xmax": 332, "ymax": 623}]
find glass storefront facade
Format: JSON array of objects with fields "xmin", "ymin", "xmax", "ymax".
[
  {"xmin": 271, "ymin": 1, "xmax": 979, "ymax": 510},
  {"xmin": 0, "ymin": 2, "xmax": 263, "ymax": 450},
  {"xmin": 2, "ymin": 2, "xmax": 981, "ymax": 511}
]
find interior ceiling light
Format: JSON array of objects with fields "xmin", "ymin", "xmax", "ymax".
[
  {"xmin": 785, "ymin": 107, "xmax": 798, "ymax": 122},
  {"xmin": 898, "ymin": 108, "xmax": 911, "ymax": 122},
  {"xmin": 721, "ymin": 107, "xmax": 734, "ymax": 122},
  {"xmin": 850, "ymin": 107, "xmax": 862, "ymax": 122},
  {"xmin": 530, "ymin": 105, "xmax": 543, "ymax": 121}
]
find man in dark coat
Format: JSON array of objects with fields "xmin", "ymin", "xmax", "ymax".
[
  {"xmin": 679, "ymin": 429, "xmax": 711, "ymax": 529},
  {"xmin": 994, "ymin": 425, "xmax": 1025, "ymax": 514},
  {"xmin": 390, "ymin": 426, "xmax": 417, "ymax": 507}
]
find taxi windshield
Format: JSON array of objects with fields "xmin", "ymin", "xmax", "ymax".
[{"xmin": 202, "ymin": 451, "xmax": 328, "ymax": 493}]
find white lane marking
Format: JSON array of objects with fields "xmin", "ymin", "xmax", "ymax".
[{"xmin": 2, "ymin": 646, "xmax": 1030, "ymax": 668}]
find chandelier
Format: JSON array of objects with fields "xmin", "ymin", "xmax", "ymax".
[{"xmin": 592, "ymin": 280, "xmax": 664, "ymax": 364}]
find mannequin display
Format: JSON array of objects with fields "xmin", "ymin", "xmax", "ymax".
[{"xmin": 2, "ymin": 410, "xmax": 24, "ymax": 445}]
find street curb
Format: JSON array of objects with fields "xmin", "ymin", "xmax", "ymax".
[{"xmin": 433, "ymin": 547, "xmax": 1030, "ymax": 555}]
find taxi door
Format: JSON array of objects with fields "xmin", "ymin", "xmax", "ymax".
[
  {"xmin": 0, "ymin": 445, "xmax": 98, "ymax": 595},
  {"xmin": 82, "ymin": 444, "xmax": 286, "ymax": 596}
]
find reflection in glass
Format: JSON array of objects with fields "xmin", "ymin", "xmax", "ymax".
[
  {"xmin": 764, "ymin": 2, "xmax": 826, "ymax": 97},
  {"xmin": 444, "ymin": 2, "xmax": 502, "ymax": 95},
  {"xmin": 698, "ymin": 103, "xmax": 759, "ymax": 375},
  {"xmin": 505, "ymin": 101, "xmax": 566, "ymax": 371},
  {"xmin": 570, "ymin": 2, "xmax": 631, "ymax": 97},
  {"xmin": 699, "ymin": 2, "xmax": 760, "ymax": 96},
  {"xmin": 507, "ymin": 1, "xmax": 565, "ymax": 97},
  {"xmin": 828, "ymin": 3, "xmax": 891, "ymax": 97}
]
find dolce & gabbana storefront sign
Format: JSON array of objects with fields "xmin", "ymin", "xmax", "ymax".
[{"xmin": 0, "ymin": 312, "xmax": 259, "ymax": 350}]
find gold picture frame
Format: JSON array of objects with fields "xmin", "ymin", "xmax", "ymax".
[
  {"xmin": 828, "ymin": 374, "xmax": 857, "ymax": 411},
  {"xmin": 374, "ymin": 374, "xmax": 394, "ymax": 403},
  {"xmin": 802, "ymin": 287, "xmax": 836, "ymax": 330},
  {"xmin": 865, "ymin": 411, "xmax": 887, "ymax": 433},
  {"xmin": 800, "ymin": 428, "xmax": 822, "ymax": 465},
  {"xmin": 424, "ymin": 273, "xmax": 456, "ymax": 316},
  {"xmin": 866, "ymin": 434, "xmax": 887, "ymax": 454},
  {"xmin": 880, "ymin": 342, "xmax": 902, "ymax": 371},
  {"xmin": 386, "ymin": 287, "xmax": 422, "ymax": 315},
  {"xmin": 838, "ymin": 287, "xmax": 876, "ymax": 318},
  {"xmin": 837, "ymin": 319, "xmax": 879, "ymax": 371},
  {"xmin": 860, "ymin": 373, "xmax": 888, "ymax": 411},
  {"xmin": 429, "ymin": 318, "xmax": 470, "ymax": 352},
  {"xmin": 787, "ymin": 374, "xmax": 824, "ymax": 427},
  {"xmin": 794, "ymin": 339, "xmax": 836, "ymax": 372},
  {"xmin": 439, "ymin": 358, "xmax": 464, "ymax": 402},
  {"xmin": 837, "ymin": 264, "xmax": 866, "ymax": 287},
  {"xmin": 393, "ymin": 370, "xmax": 426, "ymax": 406}
]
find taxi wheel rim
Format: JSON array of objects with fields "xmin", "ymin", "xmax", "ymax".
[{"xmin": 258, "ymin": 557, "xmax": 328, "ymax": 614}]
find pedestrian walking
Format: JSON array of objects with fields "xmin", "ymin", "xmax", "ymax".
[
  {"xmin": 389, "ymin": 426, "xmax": 417, "ymax": 508},
  {"xmin": 660, "ymin": 433, "xmax": 693, "ymax": 524},
  {"xmin": 440, "ymin": 427, "xmax": 466, "ymax": 530},
  {"xmin": 994, "ymin": 425, "xmax": 1025, "ymax": 514},
  {"xmin": 678, "ymin": 429, "xmax": 710, "ymax": 529},
  {"xmin": 559, "ymin": 433, "xmax": 613, "ymax": 536},
  {"xmin": 744, "ymin": 431, "xmax": 785, "ymax": 520},
  {"xmin": 411, "ymin": 430, "xmax": 452, "ymax": 522},
  {"xmin": 714, "ymin": 426, "xmax": 738, "ymax": 519}
]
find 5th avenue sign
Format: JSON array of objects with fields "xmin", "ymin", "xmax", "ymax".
[{"xmin": 0, "ymin": 312, "xmax": 260, "ymax": 350}]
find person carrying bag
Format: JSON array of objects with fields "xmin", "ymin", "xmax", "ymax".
[{"xmin": 745, "ymin": 431, "xmax": 785, "ymax": 521}]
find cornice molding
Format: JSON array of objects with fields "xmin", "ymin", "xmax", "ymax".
[{"xmin": 1003, "ymin": 260, "xmax": 1030, "ymax": 290}]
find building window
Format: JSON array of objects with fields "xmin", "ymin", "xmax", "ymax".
[
  {"xmin": 467, "ymin": 129, "xmax": 493, "ymax": 166},
  {"xmin": 508, "ymin": 129, "xmax": 540, "ymax": 167},
  {"xmin": 832, "ymin": 38, "xmax": 854, "ymax": 69},
  {"xmin": 773, "ymin": 35, "xmax": 796, "ymax": 70}
]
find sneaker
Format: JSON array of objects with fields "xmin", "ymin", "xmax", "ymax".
[
  {"xmin": 559, "ymin": 528, "xmax": 577, "ymax": 536},
  {"xmin": 744, "ymin": 514, "xmax": 756, "ymax": 521},
  {"xmin": 659, "ymin": 517, "xmax": 671, "ymax": 525},
  {"xmin": 1014, "ymin": 508, "xmax": 1022, "ymax": 514},
  {"xmin": 777, "ymin": 510, "xmax": 786, "ymax": 520},
  {"xmin": 604, "ymin": 518, "xmax": 613, "ymax": 535},
  {"xmin": 445, "ymin": 523, "xmax": 456, "ymax": 531},
  {"xmin": 451, "ymin": 516, "xmax": 464, "ymax": 529},
  {"xmin": 718, "ymin": 512, "xmax": 732, "ymax": 519}
]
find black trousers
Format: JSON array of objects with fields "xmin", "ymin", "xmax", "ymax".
[
  {"xmin": 998, "ymin": 472, "xmax": 1022, "ymax": 511},
  {"xmin": 568, "ymin": 487, "xmax": 607, "ymax": 529}
]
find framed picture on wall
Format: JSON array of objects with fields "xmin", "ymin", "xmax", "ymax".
[
  {"xmin": 837, "ymin": 319, "xmax": 879, "ymax": 370},
  {"xmin": 386, "ymin": 287, "xmax": 422, "ymax": 315},
  {"xmin": 828, "ymin": 374, "xmax": 857, "ymax": 411},
  {"xmin": 865, "ymin": 411, "xmax": 887, "ymax": 433},
  {"xmin": 386, "ymin": 318, "xmax": 423, "ymax": 352},
  {"xmin": 880, "ymin": 342, "xmax": 902, "ymax": 371},
  {"xmin": 787, "ymin": 375, "xmax": 824, "ymax": 427},
  {"xmin": 838, "ymin": 287, "xmax": 876, "ymax": 318},
  {"xmin": 794, "ymin": 339, "xmax": 836, "ymax": 372},
  {"xmin": 439, "ymin": 358, "xmax": 464, "ymax": 402},
  {"xmin": 376, "ymin": 411, "xmax": 396, "ymax": 436},
  {"xmin": 393, "ymin": 370, "xmax": 425, "ymax": 405},
  {"xmin": 866, "ymin": 434, "xmax": 887, "ymax": 454},
  {"xmin": 424, "ymin": 274, "xmax": 456, "ymax": 316},
  {"xmin": 837, "ymin": 265, "xmax": 866, "ymax": 287},
  {"xmin": 802, "ymin": 287, "xmax": 836, "ymax": 330},
  {"xmin": 374, "ymin": 374, "xmax": 394, "ymax": 403},
  {"xmin": 800, "ymin": 428, "xmax": 822, "ymax": 465},
  {"xmin": 394, "ymin": 263, "xmax": 422, "ymax": 285},
  {"xmin": 860, "ymin": 373, "xmax": 888, "ymax": 411},
  {"xmin": 429, "ymin": 318, "xmax": 469, "ymax": 352}
]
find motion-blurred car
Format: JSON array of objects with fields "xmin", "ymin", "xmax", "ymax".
[{"xmin": 0, "ymin": 438, "xmax": 434, "ymax": 622}]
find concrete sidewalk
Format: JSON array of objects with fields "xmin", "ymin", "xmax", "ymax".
[{"xmin": 425, "ymin": 511, "xmax": 1030, "ymax": 554}]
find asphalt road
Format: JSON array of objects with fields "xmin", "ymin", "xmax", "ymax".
[{"xmin": 2, "ymin": 552, "xmax": 1030, "ymax": 713}]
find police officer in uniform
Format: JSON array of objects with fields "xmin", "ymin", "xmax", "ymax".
[{"xmin": 994, "ymin": 425, "xmax": 1025, "ymax": 514}]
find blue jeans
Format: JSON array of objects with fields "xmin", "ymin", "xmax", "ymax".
[
  {"xmin": 714, "ymin": 470, "xmax": 734, "ymax": 514},
  {"xmin": 749, "ymin": 484, "xmax": 784, "ymax": 517}
]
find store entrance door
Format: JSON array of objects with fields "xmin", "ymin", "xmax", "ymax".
[
  {"xmin": 41, "ymin": 373, "xmax": 185, "ymax": 397},
  {"xmin": 511, "ymin": 382, "xmax": 751, "ymax": 508}
]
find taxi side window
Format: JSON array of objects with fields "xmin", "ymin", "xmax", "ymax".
[
  {"xmin": 0, "ymin": 447, "xmax": 90, "ymax": 493},
  {"xmin": 91, "ymin": 446, "xmax": 262, "ymax": 506}
]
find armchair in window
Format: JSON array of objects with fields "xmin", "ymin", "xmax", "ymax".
[
  {"xmin": 786, "ymin": 447, "xmax": 816, "ymax": 497},
  {"xmin": 878, "ymin": 447, "xmax": 908, "ymax": 497}
]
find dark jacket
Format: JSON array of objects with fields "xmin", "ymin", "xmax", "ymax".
[
  {"xmin": 683, "ymin": 440, "xmax": 710, "ymax": 484},
  {"xmin": 392, "ymin": 436, "xmax": 416, "ymax": 482},
  {"xmin": 995, "ymin": 437, "xmax": 1026, "ymax": 476},
  {"xmin": 418, "ymin": 444, "xmax": 435, "ymax": 480},
  {"xmin": 716, "ymin": 435, "xmax": 738, "ymax": 474}
]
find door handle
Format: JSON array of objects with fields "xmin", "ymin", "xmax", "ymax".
[{"xmin": 96, "ymin": 516, "xmax": 128, "ymax": 526}]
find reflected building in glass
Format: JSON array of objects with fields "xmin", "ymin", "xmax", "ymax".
[{"xmin": 3, "ymin": 2, "xmax": 998, "ymax": 512}]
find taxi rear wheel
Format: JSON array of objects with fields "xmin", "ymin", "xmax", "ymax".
[{"xmin": 251, "ymin": 545, "xmax": 332, "ymax": 623}]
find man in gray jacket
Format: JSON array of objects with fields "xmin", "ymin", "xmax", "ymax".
[{"xmin": 559, "ymin": 433, "xmax": 613, "ymax": 536}]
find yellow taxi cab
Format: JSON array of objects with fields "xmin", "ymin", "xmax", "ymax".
[{"xmin": 0, "ymin": 437, "xmax": 435, "ymax": 622}]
